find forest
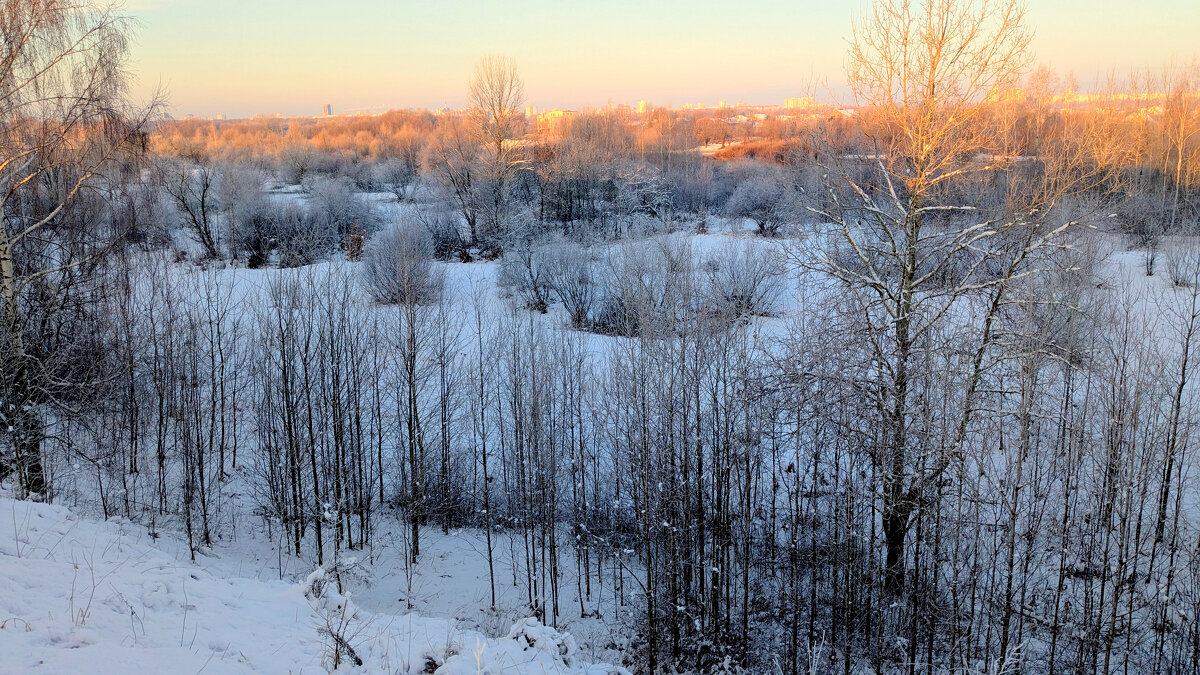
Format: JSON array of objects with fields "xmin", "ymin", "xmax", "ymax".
[{"xmin": 2, "ymin": 0, "xmax": 1200, "ymax": 672}]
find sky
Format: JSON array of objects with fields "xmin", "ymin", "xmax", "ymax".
[{"xmin": 124, "ymin": 0, "xmax": 1200, "ymax": 119}]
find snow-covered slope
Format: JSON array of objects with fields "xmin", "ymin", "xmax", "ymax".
[{"xmin": 0, "ymin": 496, "xmax": 629, "ymax": 674}]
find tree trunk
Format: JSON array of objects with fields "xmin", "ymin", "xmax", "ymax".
[{"xmin": 0, "ymin": 228, "xmax": 47, "ymax": 499}]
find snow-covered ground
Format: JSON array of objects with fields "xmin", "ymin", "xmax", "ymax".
[
  {"xmin": 17, "ymin": 214, "xmax": 790, "ymax": 674},
  {"xmin": 0, "ymin": 494, "xmax": 630, "ymax": 674},
  {"xmin": 8, "ymin": 199, "xmax": 1188, "ymax": 673}
]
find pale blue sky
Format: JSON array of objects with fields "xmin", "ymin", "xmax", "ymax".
[{"xmin": 124, "ymin": 0, "xmax": 1200, "ymax": 118}]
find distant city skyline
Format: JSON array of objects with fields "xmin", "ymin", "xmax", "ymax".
[{"xmin": 126, "ymin": 0, "xmax": 1200, "ymax": 119}]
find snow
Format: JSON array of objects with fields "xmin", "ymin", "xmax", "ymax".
[
  {"xmin": 0, "ymin": 494, "xmax": 630, "ymax": 674},
  {"xmin": 14, "ymin": 206, "xmax": 1171, "ymax": 673}
]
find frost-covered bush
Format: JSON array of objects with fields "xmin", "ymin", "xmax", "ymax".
[
  {"xmin": 1165, "ymin": 240, "xmax": 1200, "ymax": 288},
  {"xmin": 361, "ymin": 225, "xmax": 443, "ymax": 305},
  {"xmin": 498, "ymin": 243, "xmax": 552, "ymax": 313},
  {"xmin": 1116, "ymin": 191, "xmax": 1170, "ymax": 275},
  {"xmin": 373, "ymin": 157, "xmax": 418, "ymax": 202},
  {"xmin": 275, "ymin": 202, "xmax": 334, "ymax": 268},
  {"xmin": 225, "ymin": 193, "xmax": 337, "ymax": 269},
  {"xmin": 418, "ymin": 208, "xmax": 470, "ymax": 262},
  {"xmin": 303, "ymin": 567, "xmax": 364, "ymax": 668},
  {"xmin": 592, "ymin": 237, "xmax": 695, "ymax": 337},
  {"xmin": 220, "ymin": 167, "xmax": 272, "ymax": 266},
  {"xmin": 664, "ymin": 153, "xmax": 713, "ymax": 216},
  {"xmin": 722, "ymin": 163, "xmax": 795, "ymax": 236},
  {"xmin": 439, "ymin": 618, "xmax": 630, "ymax": 675},
  {"xmin": 110, "ymin": 177, "xmax": 172, "ymax": 250},
  {"xmin": 343, "ymin": 158, "xmax": 377, "ymax": 192},
  {"xmin": 610, "ymin": 161, "xmax": 672, "ymax": 235},
  {"xmin": 506, "ymin": 618, "xmax": 581, "ymax": 668},
  {"xmin": 227, "ymin": 198, "xmax": 275, "ymax": 267},
  {"xmin": 542, "ymin": 241, "xmax": 600, "ymax": 329},
  {"xmin": 702, "ymin": 240, "xmax": 786, "ymax": 319},
  {"xmin": 220, "ymin": 165, "xmax": 270, "ymax": 260},
  {"xmin": 306, "ymin": 177, "xmax": 381, "ymax": 250},
  {"xmin": 588, "ymin": 236, "xmax": 786, "ymax": 335}
]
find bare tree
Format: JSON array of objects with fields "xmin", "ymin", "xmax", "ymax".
[
  {"xmin": 0, "ymin": 0, "xmax": 156, "ymax": 497},
  {"xmin": 468, "ymin": 54, "xmax": 526, "ymax": 247},
  {"xmin": 828, "ymin": 0, "xmax": 1033, "ymax": 593},
  {"xmin": 159, "ymin": 158, "xmax": 221, "ymax": 259},
  {"xmin": 469, "ymin": 54, "xmax": 526, "ymax": 164},
  {"xmin": 424, "ymin": 117, "xmax": 484, "ymax": 249}
]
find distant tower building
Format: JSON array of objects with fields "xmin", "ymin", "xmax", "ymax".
[
  {"xmin": 717, "ymin": 100, "xmax": 727, "ymax": 109},
  {"xmin": 526, "ymin": 105, "xmax": 537, "ymax": 117},
  {"xmin": 637, "ymin": 100, "xmax": 648, "ymax": 114},
  {"xmin": 784, "ymin": 96, "xmax": 814, "ymax": 109},
  {"xmin": 323, "ymin": 103, "xmax": 333, "ymax": 116}
]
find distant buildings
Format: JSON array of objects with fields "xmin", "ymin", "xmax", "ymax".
[
  {"xmin": 784, "ymin": 96, "xmax": 814, "ymax": 109},
  {"xmin": 637, "ymin": 100, "xmax": 648, "ymax": 114},
  {"xmin": 536, "ymin": 109, "xmax": 576, "ymax": 132},
  {"xmin": 323, "ymin": 103, "xmax": 333, "ymax": 116},
  {"xmin": 525, "ymin": 105, "xmax": 538, "ymax": 117}
]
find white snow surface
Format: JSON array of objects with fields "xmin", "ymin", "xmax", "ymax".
[{"xmin": 0, "ymin": 495, "xmax": 630, "ymax": 674}]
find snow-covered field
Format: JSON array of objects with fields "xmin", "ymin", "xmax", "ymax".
[
  {"xmin": 11, "ymin": 214, "xmax": 795, "ymax": 674},
  {"xmin": 0, "ymin": 493, "xmax": 630, "ymax": 674},
  {"xmin": 8, "ymin": 204, "xmax": 1194, "ymax": 673}
]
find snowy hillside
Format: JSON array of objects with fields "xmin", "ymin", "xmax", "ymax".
[{"xmin": 0, "ymin": 495, "xmax": 629, "ymax": 674}]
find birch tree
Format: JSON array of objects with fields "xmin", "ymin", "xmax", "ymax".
[{"xmin": 0, "ymin": 0, "xmax": 154, "ymax": 497}]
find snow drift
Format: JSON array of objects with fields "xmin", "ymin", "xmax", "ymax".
[{"xmin": 0, "ymin": 496, "xmax": 629, "ymax": 674}]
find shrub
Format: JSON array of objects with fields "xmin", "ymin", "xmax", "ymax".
[
  {"xmin": 722, "ymin": 164, "xmax": 795, "ymax": 236},
  {"xmin": 592, "ymin": 237, "xmax": 695, "ymax": 337},
  {"xmin": 702, "ymin": 240, "xmax": 786, "ymax": 319},
  {"xmin": 542, "ymin": 241, "xmax": 599, "ymax": 329},
  {"xmin": 275, "ymin": 203, "xmax": 334, "ymax": 267},
  {"xmin": 373, "ymin": 158, "xmax": 418, "ymax": 202},
  {"xmin": 307, "ymin": 177, "xmax": 381, "ymax": 251},
  {"xmin": 361, "ymin": 225, "xmax": 442, "ymax": 305},
  {"xmin": 227, "ymin": 198, "xmax": 275, "ymax": 267},
  {"xmin": 1165, "ymin": 240, "xmax": 1200, "ymax": 288},
  {"xmin": 497, "ymin": 244, "xmax": 551, "ymax": 313},
  {"xmin": 417, "ymin": 208, "xmax": 470, "ymax": 262}
]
